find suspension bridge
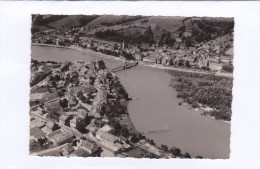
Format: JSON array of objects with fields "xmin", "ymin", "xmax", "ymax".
[{"xmin": 111, "ymin": 61, "xmax": 138, "ymax": 73}]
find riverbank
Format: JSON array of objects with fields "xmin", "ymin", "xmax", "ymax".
[
  {"xmin": 31, "ymin": 43, "xmax": 233, "ymax": 78},
  {"xmin": 181, "ymin": 102, "xmax": 231, "ymax": 124}
]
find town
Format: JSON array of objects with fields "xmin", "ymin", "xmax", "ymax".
[
  {"xmin": 29, "ymin": 59, "xmax": 198, "ymax": 158},
  {"xmin": 31, "ymin": 18, "xmax": 233, "ymax": 78},
  {"xmin": 30, "ymin": 15, "xmax": 234, "ymax": 158}
]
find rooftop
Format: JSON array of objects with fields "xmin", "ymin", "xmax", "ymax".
[{"xmin": 96, "ymin": 130, "xmax": 119, "ymax": 143}]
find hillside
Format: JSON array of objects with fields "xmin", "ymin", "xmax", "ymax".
[{"xmin": 32, "ymin": 15, "xmax": 234, "ymax": 49}]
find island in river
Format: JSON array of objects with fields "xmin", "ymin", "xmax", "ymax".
[{"xmin": 30, "ymin": 45, "xmax": 231, "ymax": 159}]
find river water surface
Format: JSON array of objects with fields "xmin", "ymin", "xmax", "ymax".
[{"xmin": 31, "ymin": 46, "xmax": 231, "ymax": 159}]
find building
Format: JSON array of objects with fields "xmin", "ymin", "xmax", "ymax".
[
  {"xmin": 140, "ymin": 143, "xmax": 162, "ymax": 157},
  {"xmin": 143, "ymin": 57, "xmax": 156, "ymax": 64},
  {"xmin": 155, "ymin": 55, "xmax": 164, "ymax": 64},
  {"xmin": 38, "ymin": 150, "xmax": 62, "ymax": 157},
  {"xmin": 70, "ymin": 148, "xmax": 90, "ymax": 157},
  {"xmin": 96, "ymin": 130, "xmax": 119, "ymax": 144},
  {"xmin": 44, "ymin": 98, "xmax": 60, "ymax": 112},
  {"xmin": 47, "ymin": 129, "xmax": 74, "ymax": 146},
  {"xmin": 66, "ymin": 93, "xmax": 77, "ymax": 108},
  {"xmin": 209, "ymin": 62, "xmax": 222, "ymax": 71},
  {"xmin": 61, "ymin": 143, "xmax": 74, "ymax": 156},
  {"xmin": 30, "ymin": 118, "xmax": 45, "ymax": 129},
  {"xmin": 162, "ymin": 55, "xmax": 173, "ymax": 66},
  {"xmin": 134, "ymin": 53, "xmax": 143, "ymax": 61},
  {"xmin": 98, "ymin": 124, "xmax": 115, "ymax": 134},
  {"xmin": 59, "ymin": 114, "xmax": 70, "ymax": 126},
  {"xmin": 69, "ymin": 117, "xmax": 84, "ymax": 129},
  {"xmin": 95, "ymin": 131, "xmax": 122, "ymax": 154},
  {"xmin": 69, "ymin": 85, "xmax": 97, "ymax": 96},
  {"xmin": 85, "ymin": 123, "xmax": 98, "ymax": 133},
  {"xmin": 78, "ymin": 140, "xmax": 99, "ymax": 154},
  {"xmin": 46, "ymin": 121, "xmax": 59, "ymax": 131},
  {"xmin": 30, "ymin": 126, "xmax": 46, "ymax": 142}
]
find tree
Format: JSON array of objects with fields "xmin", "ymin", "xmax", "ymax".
[
  {"xmin": 222, "ymin": 64, "xmax": 233, "ymax": 73},
  {"xmin": 184, "ymin": 152, "xmax": 191, "ymax": 158},
  {"xmin": 76, "ymin": 119, "xmax": 87, "ymax": 133},
  {"xmin": 161, "ymin": 144, "xmax": 168, "ymax": 151},
  {"xmin": 170, "ymin": 147, "xmax": 181, "ymax": 156},
  {"xmin": 150, "ymin": 139, "xmax": 155, "ymax": 145},
  {"xmin": 60, "ymin": 98, "xmax": 68, "ymax": 108}
]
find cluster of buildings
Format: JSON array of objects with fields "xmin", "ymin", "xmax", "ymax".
[
  {"xmin": 30, "ymin": 59, "xmax": 171, "ymax": 158},
  {"xmin": 32, "ymin": 26, "xmax": 233, "ymax": 73}
]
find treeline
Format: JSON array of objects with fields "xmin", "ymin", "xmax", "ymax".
[
  {"xmin": 169, "ymin": 70, "xmax": 233, "ymax": 121},
  {"xmin": 94, "ymin": 26, "xmax": 155, "ymax": 45},
  {"xmin": 182, "ymin": 18, "xmax": 234, "ymax": 46}
]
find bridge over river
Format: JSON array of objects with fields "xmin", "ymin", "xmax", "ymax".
[{"xmin": 111, "ymin": 61, "xmax": 138, "ymax": 73}]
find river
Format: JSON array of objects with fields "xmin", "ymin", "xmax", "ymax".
[{"xmin": 31, "ymin": 45, "xmax": 231, "ymax": 159}]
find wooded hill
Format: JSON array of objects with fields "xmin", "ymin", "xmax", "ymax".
[{"xmin": 32, "ymin": 15, "xmax": 234, "ymax": 52}]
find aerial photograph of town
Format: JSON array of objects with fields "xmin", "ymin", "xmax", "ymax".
[{"xmin": 29, "ymin": 15, "xmax": 234, "ymax": 159}]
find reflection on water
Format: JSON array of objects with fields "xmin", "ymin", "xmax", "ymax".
[{"xmin": 31, "ymin": 46, "xmax": 230, "ymax": 159}]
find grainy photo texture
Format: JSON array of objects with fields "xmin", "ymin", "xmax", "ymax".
[{"xmin": 30, "ymin": 15, "xmax": 234, "ymax": 159}]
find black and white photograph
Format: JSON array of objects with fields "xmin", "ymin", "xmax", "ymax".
[
  {"xmin": 29, "ymin": 15, "xmax": 234, "ymax": 159},
  {"xmin": 1, "ymin": 1, "xmax": 260, "ymax": 169}
]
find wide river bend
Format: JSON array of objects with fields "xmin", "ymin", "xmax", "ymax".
[{"xmin": 31, "ymin": 46, "xmax": 230, "ymax": 159}]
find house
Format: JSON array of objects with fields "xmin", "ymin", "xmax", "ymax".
[
  {"xmin": 47, "ymin": 129, "xmax": 74, "ymax": 146},
  {"xmin": 69, "ymin": 117, "xmax": 82, "ymax": 129},
  {"xmin": 78, "ymin": 140, "xmax": 99, "ymax": 154},
  {"xmin": 143, "ymin": 57, "xmax": 156, "ymax": 64},
  {"xmin": 61, "ymin": 143, "xmax": 74, "ymax": 156},
  {"xmin": 30, "ymin": 118, "xmax": 45, "ymax": 129},
  {"xmin": 140, "ymin": 143, "xmax": 162, "ymax": 157},
  {"xmin": 70, "ymin": 148, "xmax": 90, "ymax": 157},
  {"xmin": 209, "ymin": 62, "xmax": 222, "ymax": 71},
  {"xmin": 46, "ymin": 121, "xmax": 59, "ymax": 131},
  {"xmin": 70, "ymin": 117, "xmax": 80, "ymax": 129},
  {"xmin": 30, "ymin": 126, "xmax": 46, "ymax": 142},
  {"xmin": 44, "ymin": 98, "xmax": 60, "ymax": 112},
  {"xmin": 66, "ymin": 93, "xmax": 77, "ymax": 108},
  {"xmin": 134, "ymin": 53, "xmax": 143, "ymax": 61},
  {"xmin": 162, "ymin": 55, "xmax": 173, "ymax": 66},
  {"xmin": 198, "ymin": 59, "xmax": 210, "ymax": 68},
  {"xmin": 38, "ymin": 150, "xmax": 62, "ymax": 157},
  {"xmin": 85, "ymin": 123, "xmax": 98, "ymax": 133},
  {"xmin": 95, "ymin": 131, "xmax": 122, "ymax": 154},
  {"xmin": 98, "ymin": 90, "xmax": 108, "ymax": 104},
  {"xmin": 96, "ymin": 130, "xmax": 119, "ymax": 144},
  {"xmin": 155, "ymin": 55, "xmax": 164, "ymax": 64},
  {"xmin": 59, "ymin": 114, "xmax": 69, "ymax": 126},
  {"xmin": 99, "ymin": 124, "xmax": 115, "ymax": 134},
  {"xmin": 86, "ymin": 61, "xmax": 96, "ymax": 71},
  {"xmin": 69, "ymin": 85, "xmax": 97, "ymax": 95}
]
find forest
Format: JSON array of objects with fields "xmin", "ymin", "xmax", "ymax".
[{"xmin": 169, "ymin": 70, "xmax": 233, "ymax": 121}]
